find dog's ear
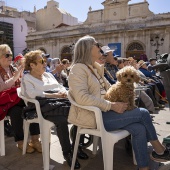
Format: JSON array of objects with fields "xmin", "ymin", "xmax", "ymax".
[{"xmin": 116, "ymin": 71, "xmax": 122, "ymax": 82}]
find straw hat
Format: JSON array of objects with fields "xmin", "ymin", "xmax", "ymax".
[
  {"xmin": 138, "ymin": 60, "xmax": 147, "ymax": 68},
  {"xmin": 127, "ymin": 57, "xmax": 134, "ymax": 61}
]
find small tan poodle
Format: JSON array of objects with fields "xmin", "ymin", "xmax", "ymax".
[{"xmin": 105, "ymin": 66, "xmax": 140, "ymax": 110}]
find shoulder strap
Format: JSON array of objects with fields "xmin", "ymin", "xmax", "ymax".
[{"xmin": 86, "ymin": 65, "xmax": 106, "ymax": 91}]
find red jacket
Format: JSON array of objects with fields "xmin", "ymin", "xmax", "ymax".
[{"xmin": 0, "ymin": 87, "xmax": 21, "ymax": 120}]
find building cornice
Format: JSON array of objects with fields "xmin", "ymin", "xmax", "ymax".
[{"xmin": 26, "ymin": 14, "xmax": 170, "ymax": 44}]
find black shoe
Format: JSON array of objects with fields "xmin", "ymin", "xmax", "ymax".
[
  {"xmin": 77, "ymin": 148, "xmax": 89, "ymax": 160},
  {"xmin": 157, "ymin": 103, "xmax": 165, "ymax": 108},
  {"xmin": 64, "ymin": 152, "xmax": 81, "ymax": 169},
  {"xmin": 150, "ymin": 149, "xmax": 170, "ymax": 162},
  {"xmin": 159, "ymin": 100, "xmax": 167, "ymax": 105}
]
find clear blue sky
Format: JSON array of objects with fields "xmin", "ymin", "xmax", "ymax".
[{"xmin": 4, "ymin": 0, "xmax": 170, "ymax": 22}]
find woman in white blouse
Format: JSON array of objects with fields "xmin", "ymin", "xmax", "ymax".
[{"xmin": 21, "ymin": 50, "xmax": 81, "ymax": 169}]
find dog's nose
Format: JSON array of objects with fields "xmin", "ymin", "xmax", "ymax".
[{"xmin": 127, "ymin": 79, "xmax": 131, "ymax": 82}]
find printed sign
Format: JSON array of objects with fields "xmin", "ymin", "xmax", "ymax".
[{"xmin": 108, "ymin": 43, "xmax": 121, "ymax": 57}]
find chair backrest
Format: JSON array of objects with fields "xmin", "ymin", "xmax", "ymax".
[
  {"xmin": 67, "ymin": 92, "xmax": 105, "ymax": 132},
  {"xmin": 16, "ymin": 87, "xmax": 45, "ymax": 121}
]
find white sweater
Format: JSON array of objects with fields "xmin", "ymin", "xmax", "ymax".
[{"xmin": 21, "ymin": 72, "xmax": 66, "ymax": 99}]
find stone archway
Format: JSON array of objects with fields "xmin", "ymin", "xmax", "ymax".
[
  {"xmin": 60, "ymin": 46, "xmax": 72, "ymax": 61},
  {"xmin": 126, "ymin": 42, "xmax": 145, "ymax": 61}
]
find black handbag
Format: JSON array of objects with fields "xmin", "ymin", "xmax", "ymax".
[{"xmin": 22, "ymin": 96, "xmax": 71, "ymax": 120}]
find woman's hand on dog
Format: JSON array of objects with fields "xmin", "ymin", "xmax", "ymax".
[{"xmin": 111, "ymin": 102, "xmax": 128, "ymax": 113}]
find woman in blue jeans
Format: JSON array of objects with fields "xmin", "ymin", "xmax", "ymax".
[{"xmin": 68, "ymin": 35, "xmax": 170, "ymax": 170}]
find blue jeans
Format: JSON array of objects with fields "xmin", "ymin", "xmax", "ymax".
[{"xmin": 102, "ymin": 108, "xmax": 158, "ymax": 168}]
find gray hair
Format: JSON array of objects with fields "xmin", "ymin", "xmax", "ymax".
[
  {"xmin": 72, "ymin": 35, "xmax": 95, "ymax": 65},
  {"xmin": 50, "ymin": 58, "xmax": 61, "ymax": 71}
]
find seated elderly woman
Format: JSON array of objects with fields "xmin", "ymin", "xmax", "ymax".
[
  {"xmin": 68, "ymin": 35, "xmax": 170, "ymax": 170},
  {"xmin": 20, "ymin": 50, "xmax": 88, "ymax": 169},
  {"xmin": 138, "ymin": 60, "xmax": 167, "ymax": 103},
  {"xmin": 0, "ymin": 44, "xmax": 40, "ymax": 153}
]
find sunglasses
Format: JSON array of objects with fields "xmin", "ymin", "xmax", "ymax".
[
  {"xmin": 38, "ymin": 59, "xmax": 46, "ymax": 64},
  {"xmin": 94, "ymin": 42, "xmax": 100, "ymax": 48},
  {"xmin": 94, "ymin": 43, "xmax": 105, "ymax": 55},
  {"xmin": 5, "ymin": 54, "xmax": 13, "ymax": 58}
]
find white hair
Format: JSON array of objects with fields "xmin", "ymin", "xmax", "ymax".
[{"xmin": 50, "ymin": 58, "xmax": 61, "ymax": 71}]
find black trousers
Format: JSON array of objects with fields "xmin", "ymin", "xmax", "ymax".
[
  {"xmin": 45, "ymin": 115, "xmax": 71, "ymax": 156},
  {"xmin": 7, "ymin": 99, "xmax": 40, "ymax": 142},
  {"xmin": 145, "ymin": 87, "xmax": 158, "ymax": 106},
  {"xmin": 45, "ymin": 115, "xmax": 84, "ymax": 156}
]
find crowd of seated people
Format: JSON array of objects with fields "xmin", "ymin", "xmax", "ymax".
[
  {"xmin": 99, "ymin": 48, "xmax": 167, "ymax": 113},
  {"xmin": 96, "ymin": 47, "xmax": 157, "ymax": 115},
  {"xmin": 0, "ymin": 40, "xmax": 169, "ymax": 170}
]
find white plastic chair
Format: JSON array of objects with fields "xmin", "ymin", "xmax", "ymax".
[
  {"xmin": 17, "ymin": 87, "xmax": 54, "ymax": 170},
  {"xmin": 68, "ymin": 93, "xmax": 136, "ymax": 170},
  {"xmin": 0, "ymin": 118, "xmax": 5, "ymax": 156}
]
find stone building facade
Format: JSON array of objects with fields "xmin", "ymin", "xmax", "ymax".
[
  {"xmin": 26, "ymin": 0, "xmax": 170, "ymax": 61},
  {"xmin": 36, "ymin": 0, "xmax": 78, "ymax": 31}
]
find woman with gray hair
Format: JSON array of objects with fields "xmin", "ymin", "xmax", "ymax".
[{"xmin": 68, "ymin": 35, "xmax": 170, "ymax": 170}]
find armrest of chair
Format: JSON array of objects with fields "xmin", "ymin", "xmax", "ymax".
[
  {"xmin": 135, "ymin": 86, "xmax": 149, "ymax": 91},
  {"xmin": 67, "ymin": 93, "xmax": 102, "ymax": 130},
  {"xmin": 17, "ymin": 87, "xmax": 44, "ymax": 120}
]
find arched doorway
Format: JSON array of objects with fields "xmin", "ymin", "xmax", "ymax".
[
  {"xmin": 126, "ymin": 42, "xmax": 145, "ymax": 61},
  {"xmin": 61, "ymin": 46, "xmax": 72, "ymax": 61}
]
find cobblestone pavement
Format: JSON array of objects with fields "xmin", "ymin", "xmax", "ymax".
[{"xmin": 0, "ymin": 105, "xmax": 170, "ymax": 170}]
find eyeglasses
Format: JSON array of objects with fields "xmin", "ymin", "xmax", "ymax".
[
  {"xmin": 5, "ymin": 54, "xmax": 13, "ymax": 58},
  {"xmin": 37, "ymin": 58, "xmax": 46, "ymax": 64}
]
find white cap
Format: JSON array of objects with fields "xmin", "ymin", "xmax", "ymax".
[{"xmin": 101, "ymin": 46, "xmax": 115, "ymax": 54}]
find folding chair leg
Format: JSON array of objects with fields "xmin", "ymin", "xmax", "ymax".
[
  {"xmin": 92, "ymin": 136, "xmax": 99, "ymax": 155},
  {"xmin": 0, "ymin": 119, "xmax": 5, "ymax": 156},
  {"xmin": 71, "ymin": 128, "xmax": 81, "ymax": 170},
  {"xmin": 41, "ymin": 125, "xmax": 51, "ymax": 170},
  {"xmin": 23, "ymin": 121, "xmax": 30, "ymax": 155},
  {"xmin": 102, "ymin": 139, "xmax": 114, "ymax": 170}
]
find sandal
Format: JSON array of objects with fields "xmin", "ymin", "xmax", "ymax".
[
  {"xmin": 17, "ymin": 143, "xmax": 35, "ymax": 154},
  {"xmin": 29, "ymin": 141, "xmax": 42, "ymax": 153}
]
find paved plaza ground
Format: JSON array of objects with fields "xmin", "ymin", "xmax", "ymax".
[{"xmin": 0, "ymin": 105, "xmax": 170, "ymax": 170}]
